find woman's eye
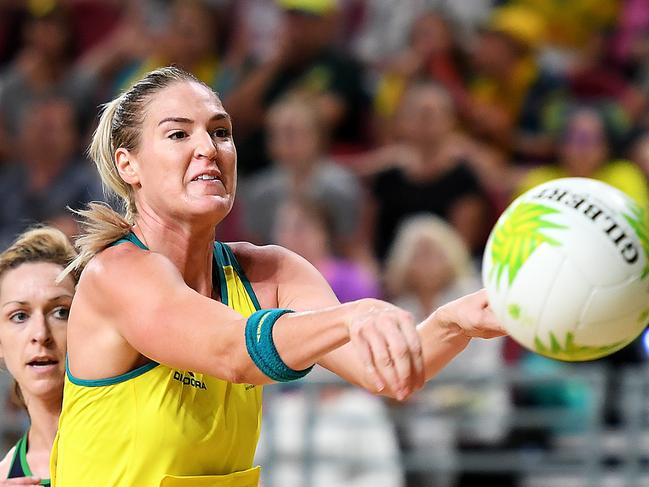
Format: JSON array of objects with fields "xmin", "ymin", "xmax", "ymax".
[
  {"xmin": 169, "ymin": 131, "xmax": 188, "ymax": 140},
  {"xmin": 9, "ymin": 311, "xmax": 28, "ymax": 323},
  {"xmin": 52, "ymin": 307, "xmax": 70, "ymax": 320},
  {"xmin": 212, "ymin": 128, "xmax": 230, "ymax": 138}
]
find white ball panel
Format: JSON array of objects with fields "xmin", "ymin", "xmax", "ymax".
[
  {"xmin": 500, "ymin": 246, "xmax": 565, "ymax": 347},
  {"xmin": 580, "ymin": 276, "xmax": 649, "ymax": 324},
  {"xmin": 536, "ymin": 258, "xmax": 591, "ymax": 338},
  {"xmin": 573, "ymin": 309, "xmax": 647, "ymax": 347},
  {"xmin": 560, "ymin": 218, "xmax": 636, "ymax": 286}
]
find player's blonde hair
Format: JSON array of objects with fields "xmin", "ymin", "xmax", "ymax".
[
  {"xmin": 66, "ymin": 66, "xmax": 212, "ymax": 276},
  {"xmin": 0, "ymin": 227, "xmax": 78, "ymax": 281},
  {"xmin": 384, "ymin": 214, "xmax": 474, "ymax": 297},
  {"xmin": 0, "ymin": 226, "xmax": 78, "ymax": 408}
]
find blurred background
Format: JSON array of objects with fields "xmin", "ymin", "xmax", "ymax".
[{"xmin": 2, "ymin": 0, "xmax": 649, "ymax": 485}]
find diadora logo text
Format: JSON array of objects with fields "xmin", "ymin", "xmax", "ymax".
[{"xmin": 173, "ymin": 371, "xmax": 208, "ymax": 390}]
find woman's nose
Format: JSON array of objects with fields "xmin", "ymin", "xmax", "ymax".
[
  {"xmin": 195, "ymin": 131, "xmax": 218, "ymax": 161},
  {"xmin": 30, "ymin": 313, "xmax": 53, "ymax": 346}
]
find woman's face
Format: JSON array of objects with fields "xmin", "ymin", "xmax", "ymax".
[
  {"xmin": 20, "ymin": 99, "xmax": 77, "ymax": 168},
  {"xmin": 397, "ymin": 88, "xmax": 454, "ymax": 147},
  {"xmin": 406, "ymin": 237, "xmax": 453, "ymax": 293},
  {"xmin": 560, "ymin": 111, "xmax": 608, "ymax": 177},
  {"xmin": 165, "ymin": 1, "xmax": 215, "ymax": 66},
  {"xmin": 267, "ymin": 106, "xmax": 321, "ymax": 170},
  {"xmin": 0, "ymin": 262, "xmax": 74, "ymax": 402},
  {"xmin": 27, "ymin": 16, "xmax": 71, "ymax": 60},
  {"xmin": 273, "ymin": 203, "xmax": 328, "ymax": 262},
  {"xmin": 411, "ymin": 13, "xmax": 452, "ymax": 57},
  {"xmin": 120, "ymin": 81, "xmax": 237, "ymax": 224}
]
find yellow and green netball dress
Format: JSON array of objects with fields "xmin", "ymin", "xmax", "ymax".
[{"xmin": 51, "ymin": 234, "xmax": 263, "ymax": 486}]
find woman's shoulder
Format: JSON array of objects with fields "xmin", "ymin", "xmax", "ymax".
[
  {"xmin": 86, "ymin": 239, "xmax": 170, "ymax": 275},
  {"xmin": 79, "ymin": 243, "xmax": 133, "ymax": 284},
  {"xmin": 226, "ymin": 242, "xmax": 297, "ymax": 270},
  {"xmin": 224, "ymin": 242, "xmax": 305, "ymax": 307},
  {"xmin": 226, "ymin": 242, "xmax": 319, "ymax": 282},
  {"xmin": 77, "ymin": 239, "xmax": 182, "ymax": 303}
]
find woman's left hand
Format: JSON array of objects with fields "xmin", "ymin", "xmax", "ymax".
[{"xmin": 431, "ymin": 289, "xmax": 506, "ymax": 340}]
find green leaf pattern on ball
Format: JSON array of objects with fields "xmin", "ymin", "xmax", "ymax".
[
  {"xmin": 508, "ymin": 304, "xmax": 521, "ymax": 320},
  {"xmin": 490, "ymin": 203, "xmax": 565, "ymax": 287},
  {"xmin": 534, "ymin": 332, "xmax": 626, "ymax": 361},
  {"xmin": 622, "ymin": 204, "xmax": 649, "ymax": 279}
]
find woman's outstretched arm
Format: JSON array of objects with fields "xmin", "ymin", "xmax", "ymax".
[
  {"xmin": 268, "ymin": 245, "xmax": 504, "ymax": 399},
  {"xmin": 67, "ymin": 242, "xmax": 420, "ymax": 393}
]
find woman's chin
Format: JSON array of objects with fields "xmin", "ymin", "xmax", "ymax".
[
  {"xmin": 185, "ymin": 197, "xmax": 233, "ymax": 222},
  {"xmin": 22, "ymin": 378, "xmax": 65, "ymax": 402}
]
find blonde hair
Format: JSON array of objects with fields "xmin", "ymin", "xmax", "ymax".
[
  {"xmin": 0, "ymin": 227, "xmax": 78, "ymax": 282},
  {"xmin": 384, "ymin": 214, "xmax": 474, "ymax": 296},
  {"xmin": 66, "ymin": 66, "xmax": 212, "ymax": 276},
  {"xmin": 0, "ymin": 226, "xmax": 78, "ymax": 408}
]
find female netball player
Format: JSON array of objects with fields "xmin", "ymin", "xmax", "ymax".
[
  {"xmin": 52, "ymin": 67, "xmax": 504, "ymax": 486},
  {"xmin": 0, "ymin": 228, "xmax": 77, "ymax": 486}
]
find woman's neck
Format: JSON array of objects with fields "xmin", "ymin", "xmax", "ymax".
[
  {"xmin": 133, "ymin": 210, "xmax": 217, "ymax": 297},
  {"xmin": 25, "ymin": 394, "xmax": 61, "ymax": 454},
  {"xmin": 418, "ymin": 140, "xmax": 441, "ymax": 159},
  {"xmin": 287, "ymin": 159, "xmax": 318, "ymax": 189},
  {"xmin": 411, "ymin": 281, "xmax": 449, "ymax": 316},
  {"xmin": 422, "ymin": 140, "xmax": 457, "ymax": 173},
  {"xmin": 414, "ymin": 291, "xmax": 438, "ymax": 317}
]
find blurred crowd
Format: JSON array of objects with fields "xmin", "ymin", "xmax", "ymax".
[{"xmin": 2, "ymin": 0, "xmax": 649, "ymax": 485}]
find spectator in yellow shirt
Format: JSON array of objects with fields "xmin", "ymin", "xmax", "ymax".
[{"xmin": 517, "ymin": 105, "xmax": 649, "ymax": 210}]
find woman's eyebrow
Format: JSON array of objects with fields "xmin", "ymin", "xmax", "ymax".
[
  {"xmin": 1, "ymin": 300, "xmax": 28, "ymax": 309},
  {"xmin": 158, "ymin": 117, "xmax": 193, "ymax": 126},
  {"xmin": 211, "ymin": 113, "xmax": 230, "ymax": 121},
  {"xmin": 158, "ymin": 113, "xmax": 230, "ymax": 126}
]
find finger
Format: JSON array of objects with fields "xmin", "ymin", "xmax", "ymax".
[
  {"xmin": 382, "ymin": 318, "xmax": 414, "ymax": 399},
  {"xmin": 480, "ymin": 308, "xmax": 507, "ymax": 335},
  {"xmin": 478, "ymin": 328, "xmax": 507, "ymax": 339},
  {"xmin": 475, "ymin": 288, "xmax": 490, "ymax": 302},
  {"xmin": 395, "ymin": 312, "xmax": 424, "ymax": 391},
  {"xmin": 362, "ymin": 323, "xmax": 400, "ymax": 397},
  {"xmin": 350, "ymin": 326, "xmax": 385, "ymax": 392},
  {"xmin": 398, "ymin": 313, "xmax": 425, "ymax": 391}
]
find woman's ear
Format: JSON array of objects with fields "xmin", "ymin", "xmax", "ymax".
[{"xmin": 115, "ymin": 148, "xmax": 140, "ymax": 186}]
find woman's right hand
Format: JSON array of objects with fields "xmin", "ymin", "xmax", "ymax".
[
  {"xmin": 0, "ymin": 478, "xmax": 42, "ymax": 485},
  {"xmin": 346, "ymin": 299, "xmax": 424, "ymax": 400}
]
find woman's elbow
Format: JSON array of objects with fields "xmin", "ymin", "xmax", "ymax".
[{"xmin": 222, "ymin": 353, "xmax": 273, "ymax": 386}]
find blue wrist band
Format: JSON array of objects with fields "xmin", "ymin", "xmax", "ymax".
[{"xmin": 245, "ymin": 308, "xmax": 314, "ymax": 382}]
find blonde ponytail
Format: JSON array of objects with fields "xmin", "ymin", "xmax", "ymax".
[
  {"xmin": 63, "ymin": 202, "xmax": 133, "ymax": 278},
  {"xmin": 68, "ymin": 66, "xmax": 209, "ymax": 276}
]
